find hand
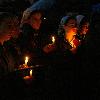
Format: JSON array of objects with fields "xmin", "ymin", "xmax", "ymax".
[
  {"xmin": 73, "ymin": 38, "xmax": 81, "ymax": 47},
  {"xmin": 43, "ymin": 44, "xmax": 56, "ymax": 53}
]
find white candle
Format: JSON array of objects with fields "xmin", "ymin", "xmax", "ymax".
[
  {"xmin": 30, "ymin": 69, "xmax": 32, "ymax": 76},
  {"xmin": 52, "ymin": 36, "xmax": 55, "ymax": 43},
  {"xmin": 25, "ymin": 56, "xmax": 28, "ymax": 65}
]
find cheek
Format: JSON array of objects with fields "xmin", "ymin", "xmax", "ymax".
[
  {"xmin": 83, "ymin": 28, "xmax": 89, "ymax": 33},
  {"xmin": 86, "ymin": 29, "xmax": 89, "ymax": 33},
  {"xmin": 65, "ymin": 27, "xmax": 72, "ymax": 32},
  {"xmin": 32, "ymin": 23, "xmax": 40, "ymax": 29}
]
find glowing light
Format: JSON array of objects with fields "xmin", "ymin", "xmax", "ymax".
[
  {"xmin": 52, "ymin": 36, "xmax": 55, "ymax": 43},
  {"xmin": 30, "ymin": 69, "xmax": 32, "ymax": 76},
  {"xmin": 44, "ymin": 17, "xmax": 46, "ymax": 19},
  {"xmin": 25, "ymin": 56, "xmax": 29, "ymax": 65}
]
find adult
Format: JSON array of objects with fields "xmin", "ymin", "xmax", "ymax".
[
  {"xmin": 43, "ymin": 15, "xmax": 78, "ymax": 55},
  {"xmin": 18, "ymin": 10, "xmax": 45, "ymax": 65},
  {"xmin": 0, "ymin": 12, "xmax": 20, "ymax": 75}
]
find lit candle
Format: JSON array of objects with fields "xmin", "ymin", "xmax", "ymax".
[
  {"xmin": 44, "ymin": 17, "xmax": 46, "ymax": 20},
  {"xmin": 52, "ymin": 36, "xmax": 55, "ymax": 43},
  {"xmin": 30, "ymin": 69, "xmax": 32, "ymax": 76},
  {"xmin": 25, "ymin": 56, "xmax": 28, "ymax": 65}
]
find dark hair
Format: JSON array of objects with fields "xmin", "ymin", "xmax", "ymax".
[{"xmin": 80, "ymin": 17, "xmax": 89, "ymax": 26}]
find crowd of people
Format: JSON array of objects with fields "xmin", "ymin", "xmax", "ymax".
[
  {"xmin": 0, "ymin": 1, "xmax": 100, "ymax": 99},
  {"xmin": 0, "ymin": 9, "xmax": 91, "ymax": 77},
  {"xmin": 0, "ymin": 0, "xmax": 99, "ymax": 78}
]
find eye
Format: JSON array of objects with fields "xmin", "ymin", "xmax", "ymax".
[{"xmin": 82, "ymin": 25, "xmax": 89, "ymax": 29}]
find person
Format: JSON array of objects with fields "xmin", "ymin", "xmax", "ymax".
[
  {"xmin": 43, "ymin": 15, "xmax": 78, "ymax": 55},
  {"xmin": 42, "ymin": 15, "xmax": 80, "ymax": 99},
  {"xmin": 60, "ymin": 15, "xmax": 77, "ymax": 53},
  {"xmin": 0, "ymin": 12, "xmax": 20, "ymax": 44},
  {"xmin": 73, "ymin": 15, "xmax": 90, "ymax": 96},
  {"xmin": 42, "ymin": 14, "xmax": 79, "ymax": 73},
  {"xmin": 75, "ymin": 14, "xmax": 90, "ymax": 55},
  {"xmin": 18, "ymin": 10, "xmax": 45, "ymax": 65},
  {"xmin": 0, "ymin": 12, "xmax": 21, "ymax": 75},
  {"xmin": 76, "ymin": 15, "xmax": 89, "ymax": 42}
]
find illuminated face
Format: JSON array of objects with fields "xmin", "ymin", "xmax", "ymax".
[
  {"xmin": 30, "ymin": 12, "xmax": 42, "ymax": 30},
  {"xmin": 81, "ymin": 22, "xmax": 89, "ymax": 34},
  {"xmin": 64, "ymin": 19, "xmax": 77, "ymax": 42}
]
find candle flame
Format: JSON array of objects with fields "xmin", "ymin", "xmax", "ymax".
[
  {"xmin": 52, "ymin": 36, "xmax": 55, "ymax": 43},
  {"xmin": 25, "ymin": 56, "xmax": 28, "ymax": 65},
  {"xmin": 30, "ymin": 69, "xmax": 32, "ymax": 76}
]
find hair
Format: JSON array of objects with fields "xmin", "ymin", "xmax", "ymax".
[{"xmin": 79, "ymin": 17, "xmax": 89, "ymax": 27}]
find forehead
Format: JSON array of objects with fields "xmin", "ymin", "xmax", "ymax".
[
  {"xmin": 67, "ymin": 19, "xmax": 76, "ymax": 24},
  {"xmin": 82, "ymin": 22, "xmax": 89, "ymax": 26},
  {"xmin": 31, "ymin": 12, "xmax": 42, "ymax": 19},
  {"xmin": 66, "ymin": 19, "xmax": 77, "ymax": 26}
]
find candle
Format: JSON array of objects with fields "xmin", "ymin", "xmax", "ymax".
[
  {"xmin": 52, "ymin": 36, "xmax": 55, "ymax": 43},
  {"xmin": 30, "ymin": 69, "xmax": 32, "ymax": 76},
  {"xmin": 25, "ymin": 56, "xmax": 28, "ymax": 65}
]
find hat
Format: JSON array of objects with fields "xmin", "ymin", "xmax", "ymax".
[
  {"xmin": 60, "ymin": 16, "xmax": 70, "ymax": 26},
  {"xmin": 76, "ymin": 15, "xmax": 85, "ymax": 26}
]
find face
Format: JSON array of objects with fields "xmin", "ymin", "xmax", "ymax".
[
  {"xmin": 80, "ymin": 22, "xmax": 89, "ymax": 35},
  {"xmin": 0, "ymin": 17, "xmax": 20, "ymax": 44},
  {"xmin": 64, "ymin": 19, "xmax": 77, "ymax": 34},
  {"xmin": 64, "ymin": 19, "xmax": 77, "ymax": 42},
  {"xmin": 30, "ymin": 12, "xmax": 42, "ymax": 30}
]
